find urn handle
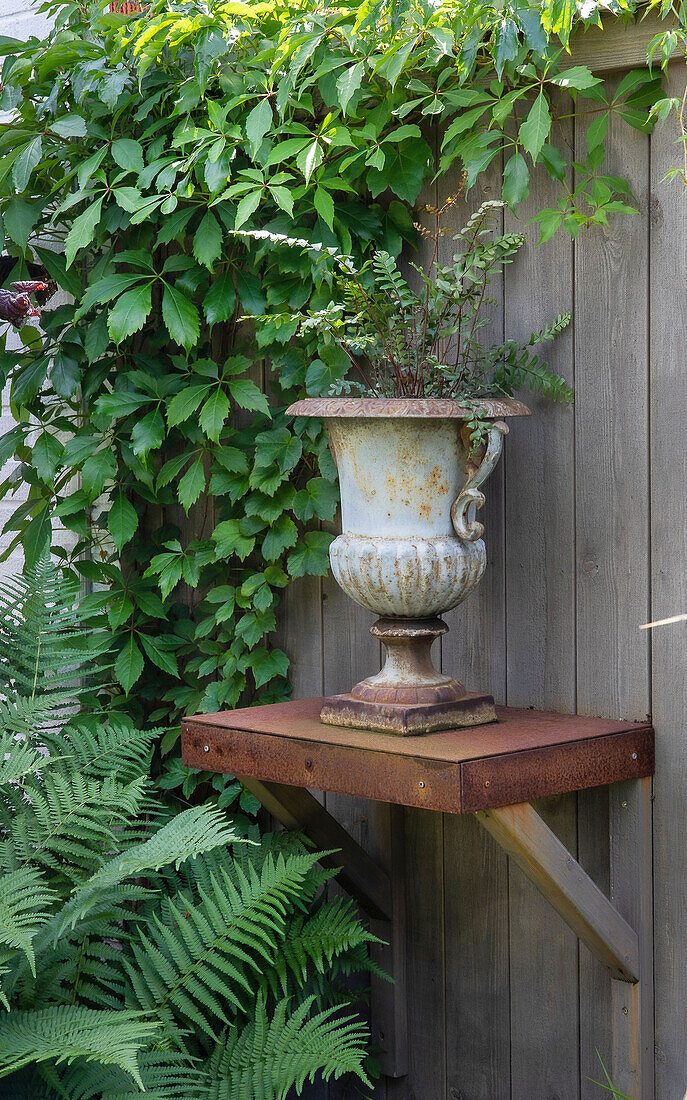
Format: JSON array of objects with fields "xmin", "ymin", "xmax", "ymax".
[{"xmin": 451, "ymin": 421, "xmax": 508, "ymax": 542}]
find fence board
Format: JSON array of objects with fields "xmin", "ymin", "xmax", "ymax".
[
  {"xmin": 440, "ymin": 160, "xmax": 510, "ymax": 1100},
  {"xmin": 648, "ymin": 63, "xmax": 687, "ymax": 1100},
  {"xmin": 574, "ymin": 74, "xmax": 651, "ymax": 1100},
  {"xmin": 502, "ymin": 104, "xmax": 580, "ymax": 1100}
]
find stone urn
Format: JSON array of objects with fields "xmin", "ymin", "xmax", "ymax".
[{"xmin": 287, "ymin": 397, "xmax": 530, "ymax": 734}]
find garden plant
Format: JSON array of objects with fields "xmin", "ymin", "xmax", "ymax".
[{"xmin": 0, "ymin": 558, "xmax": 378, "ymax": 1097}]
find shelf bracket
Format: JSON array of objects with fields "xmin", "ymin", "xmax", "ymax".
[{"xmin": 476, "ymin": 800, "xmax": 639, "ymax": 982}]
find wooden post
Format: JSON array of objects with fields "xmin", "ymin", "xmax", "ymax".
[{"xmin": 610, "ymin": 776, "xmax": 654, "ymax": 1099}]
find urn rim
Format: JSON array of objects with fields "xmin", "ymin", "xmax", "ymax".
[{"xmin": 286, "ymin": 396, "xmax": 530, "ymax": 419}]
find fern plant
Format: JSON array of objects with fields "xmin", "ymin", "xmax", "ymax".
[
  {"xmin": 246, "ymin": 197, "xmax": 573, "ymax": 431},
  {"xmin": 0, "ymin": 558, "xmax": 376, "ymax": 1097}
]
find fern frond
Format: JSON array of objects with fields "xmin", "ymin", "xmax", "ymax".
[
  {"xmin": 0, "ymin": 1005, "xmax": 158, "ymax": 1088},
  {"xmin": 207, "ymin": 994, "xmax": 371, "ymax": 1099},
  {"xmin": 370, "ymin": 251, "xmax": 415, "ymax": 311},
  {"xmin": 267, "ymin": 897, "xmax": 381, "ymax": 995},
  {"xmin": 0, "ymin": 867, "xmax": 55, "ymax": 974},
  {"xmin": 0, "ymin": 775, "xmax": 148, "ymax": 881},
  {"xmin": 124, "ymin": 850, "xmax": 324, "ymax": 1036},
  {"xmin": 0, "ymin": 732, "xmax": 48, "ymax": 784},
  {"xmin": 43, "ymin": 1050, "xmax": 207, "ymax": 1100},
  {"xmin": 56, "ymin": 804, "xmax": 247, "ymax": 937},
  {"xmin": 43, "ymin": 716, "xmax": 158, "ymax": 784}
]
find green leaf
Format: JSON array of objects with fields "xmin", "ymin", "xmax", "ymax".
[
  {"xmin": 166, "ymin": 384, "xmax": 211, "ymax": 427},
  {"xmin": 204, "ymin": 270, "xmax": 236, "ymax": 325},
  {"xmin": 23, "ymin": 504, "xmax": 51, "ymax": 570},
  {"xmin": 193, "ymin": 211, "xmax": 223, "ymax": 270},
  {"xmin": 227, "ymin": 377, "xmax": 270, "ymax": 414},
  {"xmin": 12, "ymin": 137, "xmax": 42, "ymax": 192},
  {"xmin": 236, "ymin": 270, "xmax": 265, "ymax": 314},
  {"xmin": 107, "ymin": 284, "xmax": 152, "ymax": 344},
  {"xmin": 51, "ymin": 354, "xmax": 80, "ymax": 399},
  {"xmin": 51, "ymin": 114, "xmax": 87, "ymax": 137},
  {"xmin": 245, "ymin": 98, "xmax": 273, "ymax": 155},
  {"xmin": 65, "ymin": 197, "xmax": 103, "ymax": 269},
  {"xmin": 177, "ymin": 458, "xmax": 206, "ymax": 511},
  {"xmin": 111, "ymin": 138, "xmax": 144, "ymax": 172},
  {"xmin": 35, "ymin": 246, "xmax": 82, "ymax": 299},
  {"xmin": 108, "ymin": 593, "xmax": 134, "ymax": 629},
  {"xmin": 251, "ymin": 647, "xmax": 289, "ymax": 689},
  {"xmin": 519, "ymin": 91, "xmax": 551, "ymax": 165},
  {"xmin": 261, "ymin": 514, "xmax": 298, "ymax": 560},
  {"xmin": 81, "ymin": 449, "xmax": 118, "ymax": 497},
  {"xmin": 502, "ymin": 151, "xmax": 530, "ymax": 206},
  {"xmin": 336, "ymin": 62, "xmax": 364, "ymax": 115},
  {"xmin": 235, "ymin": 188, "xmax": 263, "ymax": 230},
  {"xmin": 292, "ymin": 477, "xmax": 338, "ymax": 521},
  {"xmin": 32, "ymin": 432, "xmax": 64, "ymax": 482},
  {"xmin": 162, "ymin": 284, "xmax": 200, "ymax": 351},
  {"xmin": 287, "ymin": 530, "xmax": 334, "ymax": 577},
  {"xmin": 296, "ymin": 141, "xmax": 323, "ymax": 184},
  {"xmin": 550, "ymin": 66, "xmax": 601, "ymax": 90},
  {"xmin": 213, "ymin": 519, "xmax": 255, "ymax": 561},
  {"xmin": 5, "ymin": 199, "xmax": 39, "ymax": 251},
  {"xmin": 586, "ymin": 113, "xmax": 609, "ymax": 153},
  {"xmin": 539, "ymin": 143, "xmax": 567, "ymax": 183},
  {"xmin": 313, "ymin": 187, "xmax": 335, "ymax": 230},
  {"xmin": 109, "ymin": 491, "xmax": 138, "ymax": 551},
  {"xmin": 495, "ymin": 17, "xmax": 519, "ymax": 77},
  {"xmin": 115, "ymin": 635, "xmax": 144, "ymax": 694},
  {"xmin": 131, "ymin": 409, "xmax": 165, "ymax": 457},
  {"xmin": 139, "ymin": 633, "xmax": 179, "ymax": 677},
  {"xmin": 11, "ymin": 355, "xmax": 49, "ymax": 406},
  {"xmin": 199, "ymin": 388, "xmax": 230, "ymax": 441}
]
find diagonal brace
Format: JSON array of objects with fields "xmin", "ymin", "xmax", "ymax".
[
  {"xmin": 238, "ymin": 777, "xmax": 392, "ymax": 921},
  {"xmin": 476, "ymin": 801, "xmax": 639, "ymax": 983}
]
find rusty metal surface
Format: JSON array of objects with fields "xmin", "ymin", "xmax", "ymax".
[
  {"xmin": 461, "ymin": 729, "xmax": 655, "ymax": 812},
  {"xmin": 286, "ymin": 397, "xmax": 531, "ymax": 419},
  {"xmin": 183, "ymin": 721, "xmax": 461, "ymax": 812},
  {"xmin": 185, "ymin": 697, "xmax": 653, "ymax": 761},
  {"xmin": 181, "ymin": 699, "xmax": 654, "ymax": 813}
]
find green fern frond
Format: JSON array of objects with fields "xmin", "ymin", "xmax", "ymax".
[
  {"xmin": 268, "ymin": 897, "xmax": 381, "ymax": 995},
  {"xmin": 0, "ymin": 1005, "xmax": 158, "ymax": 1088},
  {"xmin": 56, "ymin": 805, "xmax": 246, "ymax": 937},
  {"xmin": 1, "ymin": 774, "xmax": 148, "ymax": 881},
  {"xmin": 43, "ymin": 717, "xmax": 158, "ymax": 784},
  {"xmin": 0, "ymin": 867, "xmax": 55, "ymax": 975},
  {"xmin": 207, "ymin": 994, "xmax": 371, "ymax": 1099},
  {"xmin": 0, "ymin": 732, "xmax": 48, "ymax": 784},
  {"xmin": 42, "ymin": 1050, "xmax": 207, "ymax": 1100},
  {"xmin": 370, "ymin": 251, "xmax": 415, "ymax": 311},
  {"xmin": 124, "ymin": 850, "xmax": 324, "ymax": 1036}
]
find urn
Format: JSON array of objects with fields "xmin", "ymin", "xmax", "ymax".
[{"xmin": 287, "ymin": 397, "xmax": 529, "ymax": 734}]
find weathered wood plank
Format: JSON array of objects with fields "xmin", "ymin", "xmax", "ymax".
[
  {"xmin": 441, "ymin": 159, "xmax": 509, "ymax": 1100},
  {"xmin": 574, "ymin": 71, "xmax": 652, "ymax": 1094},
  {"xmin": 610, "ymin": 777, "xmax": 654, "ymax": 1099},
  {"xmin": 648, "ymin": 62, "xmax": 687, "ymax": 1100},
  {"xmin": 504, "ymin": 102, "xmax": 580, "ymax": 1099},
  {"xmin": 568, "ymin": 9, "xmax": 669, "ymax": 74},
  {"xmin": 477, "ymin": 801, "xmax": 639, "ymax": 982},
  {"xmin": 444, "ymin": 813, "xmax": 510, "ymax": 1100}
]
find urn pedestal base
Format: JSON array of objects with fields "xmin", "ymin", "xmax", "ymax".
[{"xmin": 319, "ymin": 617, "xmax": 497, "ymax": 735}]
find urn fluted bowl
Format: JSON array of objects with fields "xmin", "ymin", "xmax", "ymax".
[{"xmin": 287, "ymin": 397, "xmax": 530, "ymax": 734}]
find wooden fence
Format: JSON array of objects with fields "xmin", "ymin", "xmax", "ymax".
[{"xmin": 276, "ymin": 60, "xmax": 687, "ymax": 1100}]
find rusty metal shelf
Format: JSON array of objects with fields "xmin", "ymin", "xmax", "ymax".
[
  {"xmin": 182, "ymin": 698, "xmax": 653, "ymax": 813},
  {"xmin": 181, "ymin": 700, "xmax": 655, "ymax": 1093}
]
